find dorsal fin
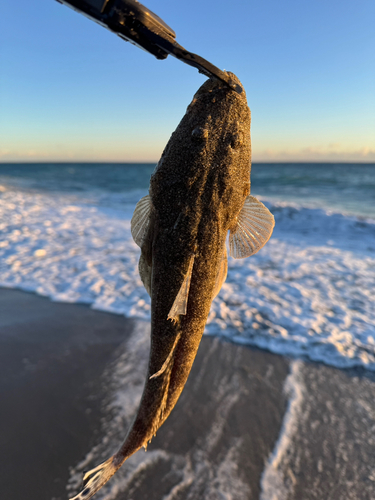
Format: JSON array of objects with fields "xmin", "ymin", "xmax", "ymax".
[
  {"xmin": 167, "ymin": 255, "xmax": 195, "ymax": 323},
  {"xmin": 212, "ymin": 245, "xmax": 228, "ymax": 299},
  {"xmin": 131, "ymin": 195, "xmax": 153, "ymax": 248},
  {"xmin": 229, "ymin": 195, "xmax": 275, "ymax": 259}
]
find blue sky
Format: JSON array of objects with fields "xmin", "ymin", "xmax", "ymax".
[{"xmin": 0, "ymin": 0, "xmax": 374, "ymax": 162}]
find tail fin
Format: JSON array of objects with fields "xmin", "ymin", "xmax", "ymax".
[{"xmin": 69, "ymin": 456, "xmax": 118, "ymax": 500}]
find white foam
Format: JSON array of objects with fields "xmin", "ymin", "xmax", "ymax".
[
  {"xmin": 67, "ymin": 321, "xmax": 252, "ymax": 500},
  {"xmin": 1, "ymin": 187, "xmax": 375, "ymax": 370},
  {"xmin": 260, "ymin": 361, "xmax": 304, "ymax": 500}
]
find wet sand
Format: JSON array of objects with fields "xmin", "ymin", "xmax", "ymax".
[
  {"xmin": 0, "ymin": 288, "xmax": 133, "ymax": 500},
  {"xmin": 1, "ymin": 288, "xmax": 375, "ymax": 500}
]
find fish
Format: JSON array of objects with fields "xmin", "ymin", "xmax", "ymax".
[{"xmin": 70, "ymin": 72, "xmax": 274, "ymax": 500}]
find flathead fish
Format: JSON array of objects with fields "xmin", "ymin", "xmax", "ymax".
[{"xmin": 71, "ymin": 73, "xmax": 274, "ymax": 500}]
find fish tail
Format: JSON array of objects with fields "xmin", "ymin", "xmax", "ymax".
[{"xmin": 69, "ymin": 456, "xmax": 118, "ymax": 500}]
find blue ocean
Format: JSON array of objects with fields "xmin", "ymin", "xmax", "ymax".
[
  {"xmin": 0, "ymin": 162, "xmax": 375, "ymax": 370},
  {"xmin": 1, "ymin": 162, "xmax": 374, "ymax": 218}
]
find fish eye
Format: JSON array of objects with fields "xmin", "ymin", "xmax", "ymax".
[
  {"xmin": 191, "ymin": 127, "xmax": 208, "ymax": 142},
  {"xmin": 230, "ymin": 131, "xmax": 244, "ymax": 149}
]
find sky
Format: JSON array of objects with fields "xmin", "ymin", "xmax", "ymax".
[{"xmin": 0, "ymin": 0, "xmax": 374, "ymax": 163}]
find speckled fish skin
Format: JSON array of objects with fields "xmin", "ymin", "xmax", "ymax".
[
  {"xmin": 118, "ymin": 72, "xmax": 251, "ymax": 456},
  {"xmin": 70, "ymin": 73, "xmax": 251, "ymax": 499}
]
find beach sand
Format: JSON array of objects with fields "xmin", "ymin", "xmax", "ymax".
[
  {"xmin": 1, "ymin": 288, "xmax": 375, "ymax": 500},
  {"xmin": 0, "ymin": 288, "xmax": 133, "ymax": 500}
]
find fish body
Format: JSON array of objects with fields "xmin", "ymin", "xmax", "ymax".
[{"xmin": 71, "ymin": 73, "xmax": 274, "ymax": 499}]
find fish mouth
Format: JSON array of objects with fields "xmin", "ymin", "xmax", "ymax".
[{"xmin": 194, "ymin": 71, "xmax": 244, "ymax": 99}]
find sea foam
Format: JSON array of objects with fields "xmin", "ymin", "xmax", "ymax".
[
  {"xmin": 1, "ymin": 186, "xmax": 374, "ymax": 370},
  {"xmin": 67, "ymin": 322, "xmax": 252, "ymax": 500}
]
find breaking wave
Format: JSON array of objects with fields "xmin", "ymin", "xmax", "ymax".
[{"xmin": 1, "ymin": 185, "xmax": 374, "ymax": 370}]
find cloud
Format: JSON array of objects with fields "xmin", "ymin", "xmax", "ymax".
[
  {"xmin": 0, "ymin": 148, "xmax": 49, "ymax": 160},
  {"xmin": 0, "ymin": 147, "xmax": 159, "ymax": 163},
  {"xmin": 253, "ymin": 146, "xmax": 375, "ymax": 162},
  {"xmin": 1, "ymin": 143, "xmax": 374, "ymax": 164}
]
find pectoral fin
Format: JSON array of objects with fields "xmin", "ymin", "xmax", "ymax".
[
  {"xmin": 167, "ymin": 255, "xmax": 195, "ymax": 323},
  {"xmin": 212, "ymin": 245, "xmax": 228, "ymax": 299},
  {"xmin": 131, "ymin": 194, "xmax": 153, "ymax": 248},
  {"xmin": 229, "ymin": 195, "xmax": 275, "ymax": 258}
]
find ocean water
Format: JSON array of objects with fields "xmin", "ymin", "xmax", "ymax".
[
  {"xmin": 1, "ymin": 162, "xmax": 375, "ymax": 371},
  {"xmin": 2, "ymin": 162, "xmax": 375, "ymax": 499}
]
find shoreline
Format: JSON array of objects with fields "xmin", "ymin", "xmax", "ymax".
[{"xmin": 2, "ymin": 287, "xmax": 375, "ymax": 500}]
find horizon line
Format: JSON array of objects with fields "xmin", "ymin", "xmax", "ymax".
[{"xmin": 1, "ymin": 160, "xmax": 375, "ymax": 165}]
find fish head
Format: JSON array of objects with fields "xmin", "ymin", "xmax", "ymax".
[
  {"xmin": 150, "ymin": 72, "xmax": 251, "ymax": 230},
  {"xmin": 191, "ymin": 72, "xmax": 251, "ymax": 219}
]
